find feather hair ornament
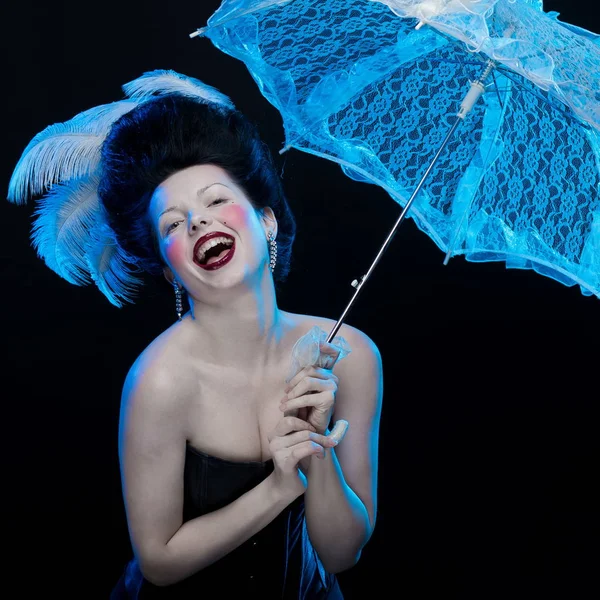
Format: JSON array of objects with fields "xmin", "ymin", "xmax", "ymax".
[
  {"xmin": 85, "ymin": 221, "xmax": 144, "ymax": 308},
  {"xmin": 7, "ymin": 70, "xmax": 235, "ymax": 308},
  {"xmin": 31, "ymin": 174, "xmax": 103, "ymax": 286},
  {"xmin": 122, "ymin": 69, "xmax": 235, "ymax": 111},
  {"xmin": 7, "ymin": 101, "xmax": 138, "ymax": 205}
]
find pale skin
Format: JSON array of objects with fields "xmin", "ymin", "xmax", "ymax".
[{"xmin": 119, "ymin": 164, "xmax": 383, "ymax": 586}]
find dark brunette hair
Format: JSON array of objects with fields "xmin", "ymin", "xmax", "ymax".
[{"xmin": 98, "ymin": 94, "xmax": 295, "ymax": 282}]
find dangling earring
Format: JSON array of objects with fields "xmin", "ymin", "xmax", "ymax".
[
  {"xmin": 173, "ymin": 281, "xmax": 183, "ymax": 321},
  {"xmin": 268, "ymin": 231, "xmax": 277, "ymax": 273}
]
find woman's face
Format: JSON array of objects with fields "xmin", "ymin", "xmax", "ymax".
[{"xmin": 148, "ymin": 164, "xmax": 275, "ymax": 296}]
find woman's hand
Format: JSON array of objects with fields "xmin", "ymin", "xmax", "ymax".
[
  {"xmin": 281, "ymin": 342, "xmax": 341, "ymax": 435},
  {"xmin": 268, "ymin": 416, "xmax": 337, "ymax": 501}
]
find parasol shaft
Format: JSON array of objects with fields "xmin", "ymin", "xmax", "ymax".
[
  {"xmin": 326, "ymin": 116, "xmax": 462, "ymax": 343},
  {"xmin": 326, "ymin": 61, "xmax": 495, "ymax": 343}
]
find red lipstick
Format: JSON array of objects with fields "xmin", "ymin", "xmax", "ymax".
[{"xmin": 193, "ymin": 231, "xmax": 236, "ymax": 271}]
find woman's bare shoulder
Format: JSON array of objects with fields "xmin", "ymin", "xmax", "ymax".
[{"xmin": 120, "ymin": 326, "xmax": 195, "ymax": 416}]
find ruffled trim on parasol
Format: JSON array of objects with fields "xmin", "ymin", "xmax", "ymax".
[{"xmin": 372, "ymin": 0, "xmax": 600, "ymax": 132}]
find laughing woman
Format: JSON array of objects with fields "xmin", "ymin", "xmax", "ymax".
[{"xmin": 8, "ymin": 71, "xmax": 383, "ymax": 598}]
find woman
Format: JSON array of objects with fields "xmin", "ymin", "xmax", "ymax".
[{"xmin": 8, "ymin": 71, "xmax": 383, "ymax": 598}]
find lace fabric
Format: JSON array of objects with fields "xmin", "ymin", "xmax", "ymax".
[
  {"xmin": 202, "ymin": 0, "xmax": 600, "ymax": 298},
  {"xmin": 374, "ymin": 1, "xmax": 600, "ymax": 130}
]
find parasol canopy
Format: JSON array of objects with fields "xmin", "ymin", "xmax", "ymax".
[{"xmin": 192, "ymin": 0, "xmax": 600, "ymax": 330}]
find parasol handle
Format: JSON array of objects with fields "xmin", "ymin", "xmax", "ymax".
[{"xmin": 326, "ymin": 60, "xmax": 496, "ymax": 343}]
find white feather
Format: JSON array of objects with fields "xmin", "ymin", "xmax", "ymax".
[
  {"xmin": 31, "ymin": 175, "xmax": 103, "ymax": 286},
  {"xmin": 122, "ymin": 69, "xmax": 235, "ymax": 111},
  {"xmin": 86, "ymin": 222, "xmax": 144, "ymax": 308},
  {"xmin": 7, "ymin": 101, "xmax": 137, "ymax": 205}
]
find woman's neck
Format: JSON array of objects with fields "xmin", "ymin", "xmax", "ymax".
[{"xmin": 184, "ymin": 274, "xmax": 285, "ymax": 369}]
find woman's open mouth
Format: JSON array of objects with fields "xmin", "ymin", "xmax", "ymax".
[{"xmin": 193, "ymin": 232, "xmax": 236, "ymax": 271}]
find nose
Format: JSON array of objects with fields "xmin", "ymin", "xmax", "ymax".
[{"xmin": 188, "ymin": 211, "xmax": 213, "ymax": 234}]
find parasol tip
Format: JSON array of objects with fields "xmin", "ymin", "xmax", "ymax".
[{"xmin": 189, "ymin": 27, "xmax": 207, "ymax": 38}]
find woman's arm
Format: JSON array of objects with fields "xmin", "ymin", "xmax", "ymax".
[
  {"xmin": 119, "ymin": 354, "xmax": 293, "ymax": 587},
  {"xmin": 302, "ymin": 326, "xmax": 383, "ymax": 573}
]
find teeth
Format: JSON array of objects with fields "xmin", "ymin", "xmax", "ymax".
[{"xmin": 195, "ymin": 236, "xmax": 233, "ymax": 261}]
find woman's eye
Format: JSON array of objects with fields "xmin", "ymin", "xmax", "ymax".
[
  {"xmin": 166, "ymin": 221, "xmax": 182, "ymax": 234},
  {"xmin": 210, "ymin": 198, "xmax": 226, "ymax": 207}
]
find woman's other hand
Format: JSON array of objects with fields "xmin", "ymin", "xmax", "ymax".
[
  {"xmin": 268, "ymin": 416, "xmax": 337, "ymax": 501},
  {"xmin": 281, "ymin": 342, "xmax": 340, "ymax": 435}
]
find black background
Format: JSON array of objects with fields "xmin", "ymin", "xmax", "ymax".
[{"xmin": 2, "ymin": 1, "xmax": 599, "ymax": 598}]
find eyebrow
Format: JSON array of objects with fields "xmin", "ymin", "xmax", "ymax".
[{"xmin": 158, "ymin": 183, "xmax": 231, "ymax": 219}]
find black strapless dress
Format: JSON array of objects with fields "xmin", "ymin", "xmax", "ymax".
[{"xmin": 110, "ymin": 444, "xmax": 343, "ymax": 598}]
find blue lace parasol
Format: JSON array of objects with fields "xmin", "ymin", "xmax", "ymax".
[{"xmin": 192, "ymin": 0, "xmax": 600, "ymax": 336}]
